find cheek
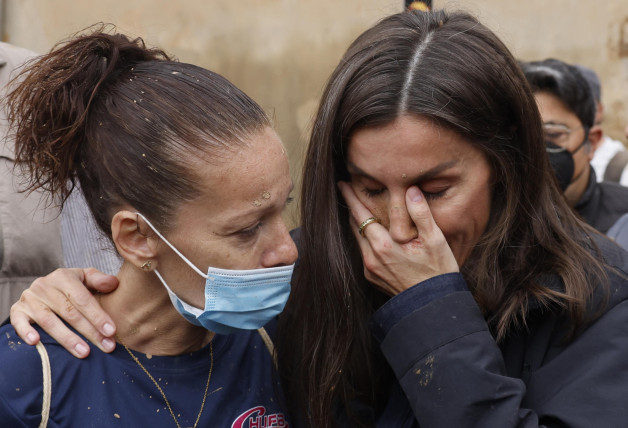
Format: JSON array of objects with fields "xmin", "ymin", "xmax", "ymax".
[
  {"xmin": 217, "ymin": 245, "xmax": 263, "ymax": 269},
  {"xmin": 430, "ymin": 202, "xmax": 467, "ymax": 240},
  {"xmin": 176, "ymin": 232, "xmax": 255, "ymax": 271},
  {"xmin": 574, "ymin": 151, "xmax": 589, "ymax": 173},
  {"xmin": 432, "ymin": 189, "xmax": 491, "ymax": 253}
]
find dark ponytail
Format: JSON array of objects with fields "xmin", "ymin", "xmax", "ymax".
[
  {"xmin": 8, "ymin": 24, "xmax": 169, "ymax": 203},
  {"xmin": 8, "ymin": 24, "xmax": 270, "ymax": 237}
]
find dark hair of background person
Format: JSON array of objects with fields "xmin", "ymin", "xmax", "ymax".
[
  {"xmin": 277, "ymin": 9, "xmax": 609, "ymax": 426},
  {"xmin": 521, "ymin": 58, "xmax": 596, "ymax": 135},
  {"xmin": 574, "ymin": 64, "xmax": 601, "ymax": 104},
  {"xmin": 6, "ymin": 24, "xmax": 271, "ymax": 237}
]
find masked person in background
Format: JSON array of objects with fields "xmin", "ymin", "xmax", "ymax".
[
  {"xmin": 9, "ymin": 11, "xmax": 628, "ymax": 427},
  {"xmin": 576, "ymin": 64, "xmax": 628, "ymax": 186},
  {"xmin": 522, "ymin": 58, "xmax": 628, "ymax": 234},
  {"xmin": 0, "ymin": 27, "xmax": 296, "ymax": 427}
]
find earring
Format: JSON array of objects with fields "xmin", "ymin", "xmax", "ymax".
[{"xmin": 141, "ymin": 261, "xmax": 152, "ymax": 271}]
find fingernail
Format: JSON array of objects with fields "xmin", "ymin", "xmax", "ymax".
[
  {"xmin": 408, "ymin": 186, "xmax": 423, "ymax": 202},
  {"xmin": 26, "ymin": 332, "xmax": 37, "ymax": 344},
  {"xmin": 102, "ymin": 338, "xmax": 115, "ymax": 352},
  {"xmin": 103, "ymin": 322, "xmax": 115, "ymax": 336},
  {"xmin": 74, "ymin": 343, "xmax": 89, "ymax": 356}
]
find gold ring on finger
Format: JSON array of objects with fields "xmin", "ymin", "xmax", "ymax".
[{"xmin": 358, "ymin": 217, "xmax": 380, "ymax": 237}]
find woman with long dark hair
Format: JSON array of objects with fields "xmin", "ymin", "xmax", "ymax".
[
  {"xmin": 10, "ymin": 10, "xmax": 628, "ymax": 427},
  {"xmin": 275, "ymin": 10, "xmax": 628, "ymax": 426}
]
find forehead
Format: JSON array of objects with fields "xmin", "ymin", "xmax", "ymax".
[
  {"xmin": 347, "ymin": 116, "xmax": 478, "ymax": 173},
  {"xmin": 191, "ymin": 127, "xmax": 291, "ymax": 215},
  {"xmin": 534, "ymin": 91, "xmax": 581, "ymax": 126}
]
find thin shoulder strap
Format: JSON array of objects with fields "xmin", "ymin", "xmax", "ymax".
[
  {"xmin": 35, "ymin": 341, "xmax": 51, "ymax": 428},
  {"xmin": 257, "ymin": 327, "xmax": 278, "ymax": 370},
  {"xmin": 603, "ymin": 150, "xmax": 628, "ymax": 182}
]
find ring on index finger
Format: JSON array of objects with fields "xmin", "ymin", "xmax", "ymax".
[{"xmin": 358, "ymin": 217, "xmax": 380, "ymax": 237}]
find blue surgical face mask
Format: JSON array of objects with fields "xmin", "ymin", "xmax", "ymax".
[{"xmin": 137, "ymin": 213, "xmax": 294, "ymax": 335}]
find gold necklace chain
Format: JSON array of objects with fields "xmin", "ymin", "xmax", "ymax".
[{"xmin": 118, "ymin": 337, "xmax": 213, "ymax": 428}]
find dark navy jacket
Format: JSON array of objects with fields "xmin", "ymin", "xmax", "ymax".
[
  {"xmin": 370, "ymin": 235, "xmax": 628, "ymax": 427},
  {"xmin": 575, "ymin": 168, "xmax": 628, "ymax": 234}
]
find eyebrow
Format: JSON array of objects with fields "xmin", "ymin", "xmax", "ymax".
[{"xmin": 347, "ymin": 160, "xmax": 458, "ymax": 183}]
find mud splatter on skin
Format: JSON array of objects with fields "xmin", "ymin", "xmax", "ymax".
[
  {"xmin": 127, "ymin": 325, "xmax": 140, "ymax": 336},
  {"xmin": 401, "ymin": 173, "xmax": 408, "ymax": 179},
  {"xmin": 65, "ymin": 298, "xmax": 74, "ymax": 314},
  {"xmin": 252, "ymin": 191, "xmax": 271, "ymax": 207}
]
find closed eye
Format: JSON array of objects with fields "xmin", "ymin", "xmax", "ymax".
[
  {"xmin": 362, "ymin": 186, "xmax": 448, "ymax": 201},
  {"xmin": 236, "ymin": 195, "xmax": 293, "ymax": 241},
  {"xmin": 237, "ymin": 222, "xmax": 263, "ymax": 239},
  {"xmin": 423, "ymin": 189, "xmax": 447, "ymax": 200},
  {"xmin": 361, "ymin": 187, "xmax": 385, "ymax": 198}
]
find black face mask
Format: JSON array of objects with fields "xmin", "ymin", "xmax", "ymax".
[{"xmin": 546, "ymin": 141, "xmax": 574, "ymax": 191}]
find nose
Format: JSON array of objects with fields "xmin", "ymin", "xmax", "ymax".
[
  {"xmin": 261, "ymin": 217, "xmax": 298, "ymax": 268},
  {"xmin": 387, "ymin": 192, "xmax": 417, "ymax": 243}
]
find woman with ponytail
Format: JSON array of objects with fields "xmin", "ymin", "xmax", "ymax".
[
  {"xmin": 10, "ymin": 10, "xmax": 628, "ymax": 428},
  {"xmin": 0, "ymin": 25, "xmax": 296, "ymax": 427}
]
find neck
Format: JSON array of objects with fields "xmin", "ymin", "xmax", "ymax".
[
  {"xmin": 566, "ymin": 166, "xmax": 591, "ymax": 207},
  {"xmin": 99, "ymin": 261, "xmax": 213, "ymax": 355}
]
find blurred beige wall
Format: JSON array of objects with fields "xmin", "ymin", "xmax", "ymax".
[
  {"xmin": 445, "ymin": 0, "xmax": 628, "ymax": 144},
  {"xmin": 1, "ymin": 0, "xmax": 402, "ymax": 227},
  {"xmin": 2, "ymin": 1, "xmax": 627, "ymax": 226}
]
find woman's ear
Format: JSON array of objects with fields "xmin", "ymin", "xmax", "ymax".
[{"xmin": 111, "ymin": 210, "xmax": 159, "ymax": 270}]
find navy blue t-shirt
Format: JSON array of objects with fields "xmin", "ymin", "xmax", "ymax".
[{"xmin": 0, "ymin": 323, "xmax": 290, "ymax": 427}]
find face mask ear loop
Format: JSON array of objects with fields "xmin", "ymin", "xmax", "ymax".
[
  {"xmin": 135, "ymin": 212, "xmax": 208, "ymax": 279},
  {"xmin": 572, "ymin": 127, "xmax": 591, "ymax": 155}
]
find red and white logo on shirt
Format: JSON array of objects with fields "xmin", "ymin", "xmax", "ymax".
[{"xmin": 231, "ymin": 406, "xmax": 289, "ymax": 428}]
